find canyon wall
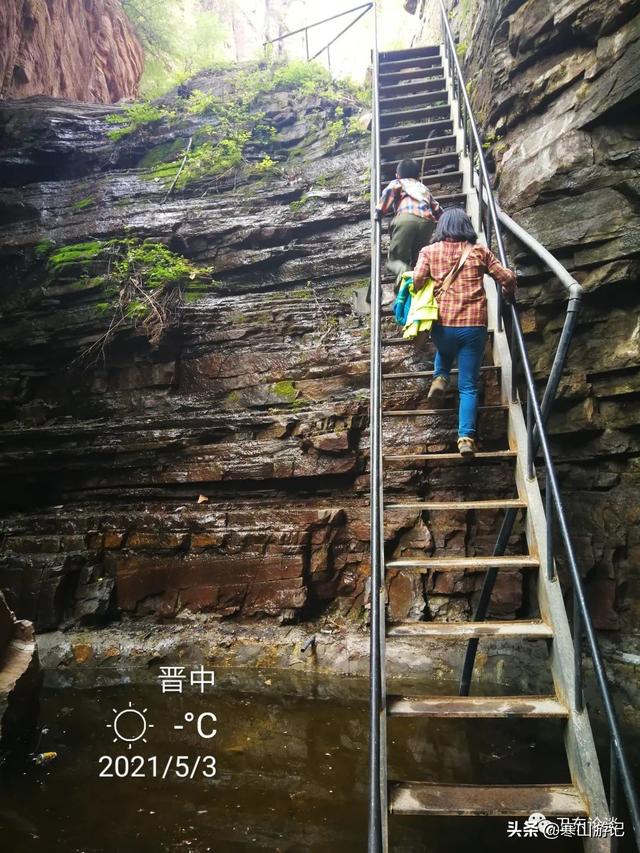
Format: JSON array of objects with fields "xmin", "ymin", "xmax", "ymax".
[
  {"xmin": 0, "ymin": 0, "xmax": 143, "ymax": 102},
  {"xmin": 0, "ymin": 64, "xmax": 526, "ymax": 639}
]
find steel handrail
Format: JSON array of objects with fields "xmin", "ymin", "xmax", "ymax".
[
  {"xmin": 438, "ymin": 0, "xmax": 640, "ymax": 844},
  {"xmin": 262, "ymin": 3, "xmax": 373, "ymax": 69},
  {"xmin": 368, "ymin": 1, "xmax": 385, "ymax": 849}
]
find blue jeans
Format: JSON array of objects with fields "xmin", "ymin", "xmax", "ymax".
[{"xmin": 432, "ymin": 325, "xmax": 488, "ymax": 438}]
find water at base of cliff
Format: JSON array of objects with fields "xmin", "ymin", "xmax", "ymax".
[{"xmin": 0, "ymin": 673, "xmax": 623, "ymax": 852}]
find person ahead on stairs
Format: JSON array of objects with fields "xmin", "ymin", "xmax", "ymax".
[
  {"xmin": 375, "ymin": 158, "xmax": 443, "ymax": 285},
  {"xmin": 412, "ymin": 208, "xmax": 517, "ymax": 458}
]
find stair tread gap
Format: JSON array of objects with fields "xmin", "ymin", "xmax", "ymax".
[
  {"xmin": 379, "ymin": 90, "xmax": 448, "ymax": 111},
  {"xmin": 380, "ymin": 105, "xmax": 451, "ymax": 126},
  {"xmin": 387, "ymin": 619, "xmax": 553, "ymax": 639},
  {"xmin": 388, "ymin": 782, "xmax": 588, "ymax": 817},
  {"xmin": 379, "ymin": 119, "xmax": 453, "ymax": 138},
  {"xmin": 380, "ymin": 134, "xmax": 455, "ymax": 155},
  {"xmin": 387, "ymin": 694, "xmax": 567, "ymax": 718}
]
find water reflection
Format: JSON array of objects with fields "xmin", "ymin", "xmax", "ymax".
[{"xmin": 0, "ymin": 676, "xmax": 608, "ymax": 852}]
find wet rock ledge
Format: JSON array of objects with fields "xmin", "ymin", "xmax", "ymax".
[{"xmin": 0, "ymin": 591, "xmax": 41, "ymax": 763}]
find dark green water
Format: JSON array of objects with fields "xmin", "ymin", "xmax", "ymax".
[{"xmin": 0, "ymin": 676, "xmax": 614, "ymax": 852}]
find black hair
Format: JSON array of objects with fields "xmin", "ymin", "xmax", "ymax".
[
  {"xmin": 396, "ymin": 158, "xmax": 420, "ymax": 179},
  {"xmin": 431, "ymin": 207, "xmax": 478, "ymax": 244}
]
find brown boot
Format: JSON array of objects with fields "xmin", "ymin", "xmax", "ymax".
[
  {"xmin": 457, "ymin": 436, "xmax": 477, "ymax": 458},
  {"xmin": 427, "ymin": 376, "xmax": 448, "ymax": 407}
]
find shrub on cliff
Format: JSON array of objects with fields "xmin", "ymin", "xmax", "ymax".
[{"xmin": 47, "ymin": 239, "xmax": 215, "ymax": 359}]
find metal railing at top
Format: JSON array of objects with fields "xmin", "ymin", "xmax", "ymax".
[
  {"xmin": 262, "ymin": 3, "xmax": 373, "ymax": 73},
  {"xmin": 437, "ymin": 0, "xmax": 640, "ymax": 846}
]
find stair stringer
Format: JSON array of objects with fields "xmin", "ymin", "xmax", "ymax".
[
  {"xmin": 485, "ymin": 280, "xmax": 611, "ymax": 853},
  {"xmin": 440, "ymin": 40, "xmax": 612, "ymax": 853}
]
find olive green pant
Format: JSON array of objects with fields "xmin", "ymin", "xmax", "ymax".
[{"xmin": 387, "ymin": 213, "xmax": 435, "ymax": 278}]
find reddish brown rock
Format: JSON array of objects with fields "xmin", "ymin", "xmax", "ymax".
[{"xmin": 1, "ymin": 0, "xmax": 143, "ymax": 102}]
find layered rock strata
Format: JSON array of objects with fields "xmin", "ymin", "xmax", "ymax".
[{"xmin": 0, "ymin": 66, "xmax": 527, "ymax": 638}]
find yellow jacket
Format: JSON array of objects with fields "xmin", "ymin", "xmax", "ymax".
[{"xmin": 402, "ymin": 279, "xmax": 438, "ymax": 339}]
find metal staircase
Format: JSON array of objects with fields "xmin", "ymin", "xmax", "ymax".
[{"xmin": 368, "ymin": 4, "xmax": 640, "ymax": 852}]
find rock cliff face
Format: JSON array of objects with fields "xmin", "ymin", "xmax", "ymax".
[
  {"xmin": 0, "ymin": 0, "xmax": 143, "ymax": 102},
  {"xmin": 435, "ymin": 2, "xmax": 640, "ymax": 647},
  {"xmin": 0, "ymin": 64, "xmax": 525, "ymax": 638}
]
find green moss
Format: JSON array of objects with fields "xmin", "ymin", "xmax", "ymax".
[
  {"xmin": 48, "ymin": 241, "xmax": 104, "ymax": 271},
  {"xmin": 34, "ymin": 238, "xmax": 55, "ymax": 260},
  {"xmin": 289, "ymin": 194, "xmax": 309, "ymax": 213},
  {"xmin": 138, "ymin": 139, "xmax": 186, "ymax": 169},
  {"xmin": 72, "ymin": 196, "xmax": 95, "ymax": 211},
  {"xmin": 47, "ymin": 239, "xmax": 216, "ymax": 332},
  {"xmin": 272, "ymin": 380, "xmax": 300, "ymax": 403},
  {"xmin": 106, "ymin": 103, "xmax": 174, "ymax": 142},
  {"xmin": 130, "ymin": 59, "xmax": 366, "ymax": 191},
  {"xmin": 330, "ymin": 278, "xmax": 369, "ymax": 299},
  {"xmin": 289, "ymin": 286, "xmax": 312, "ymax": 299}
]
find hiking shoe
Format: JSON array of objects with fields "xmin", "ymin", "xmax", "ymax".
[
  {"xmin": 457, "ymin": 436, "xmax": 476, "ymax": 458},
  {"xmin": 427, "ymin": 376, "xmax": 448, "ymax": 407}
]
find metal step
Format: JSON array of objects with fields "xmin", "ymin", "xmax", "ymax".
[
  {"xmin": 383, "ymin": 404, "xmax": 507, "ymax": 416},
  {"xmin": 386, "ymin": 555, "xmax": 539, "ymax": 572},
  {"xmin": 387, "ymin": 694, "xmax": 568, "ymax": 718},
  {"xmin": 380, "ymin": 67, "xmax": 444, "ymax": 87},
  {"xmin": 379, "ymin": 103, "xmax": 451, "ymax": 128},
  {"xmin": 379, "ymin": 78, "xmax": 447, "ymax": 100},
  {"xmin": 379, "ymin": 46, "xmax": 441, "ymax": 62},
  {"xmin": 387, "ymin": 619, "xmax": 553, "ymax": 639},
  {"xmin": 379, "ymin": 118, "xmax": 453, "ymax": 141},
  {"xmin": 384, "ymin": 499, "xmax": 526, "ymax": 511},
  {"xmin": 380, "ymin": 89, "xmax": 451, "ymax": 121},
  {"xmin": 440, "ymin": 192, "xmax": 466, "ymax": 209},
  {"xmin": 380, "ymin": 134, "xmax": 455, "ymax": 159},
  {"xmin": 379, "ymin": 88, "xmax": 447, "ymax": 112},
  {"xmin": 389, "ymin": 782, "xmax": 588, "ymax": 817},
  {"xmin": 382, "ymin": 366, "xmax": 498, "ymax": 379},
  {"xmin": 379, "ymin": 55, "xmax": 443, "ymax": 73},
  {"xmin": 422, "ymin": 168, "xmax": 463, "ymax": 188},
  {"xmin": 383, "ymin": 450, "xmax": 516, "ymax": 463}
]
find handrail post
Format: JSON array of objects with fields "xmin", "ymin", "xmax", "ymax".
[{"xmin": 368, "ymin": 3, "xmax": 385, "ymax": 849}]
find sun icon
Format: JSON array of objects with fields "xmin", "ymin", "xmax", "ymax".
[{"xmin": 107, "ymin": 701, "xmax": 154, "ymax": 749}]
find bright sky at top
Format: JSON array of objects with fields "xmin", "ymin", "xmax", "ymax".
[{"xmin": 239, "ymin": 0, "xmax": 431, "ymax": 83}]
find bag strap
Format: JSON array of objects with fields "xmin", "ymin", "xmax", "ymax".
[{"xmin": 439, "ymin": 242, "xmax": 474, "ymax": 299}]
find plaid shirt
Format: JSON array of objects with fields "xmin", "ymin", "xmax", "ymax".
[
  {"xmin": 376, "ymin": 178, "xmax": 443, "ymax": 222},
  {"xmin": 413, "ymin": 240, "xmax": 517, "ymax": 327}
]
